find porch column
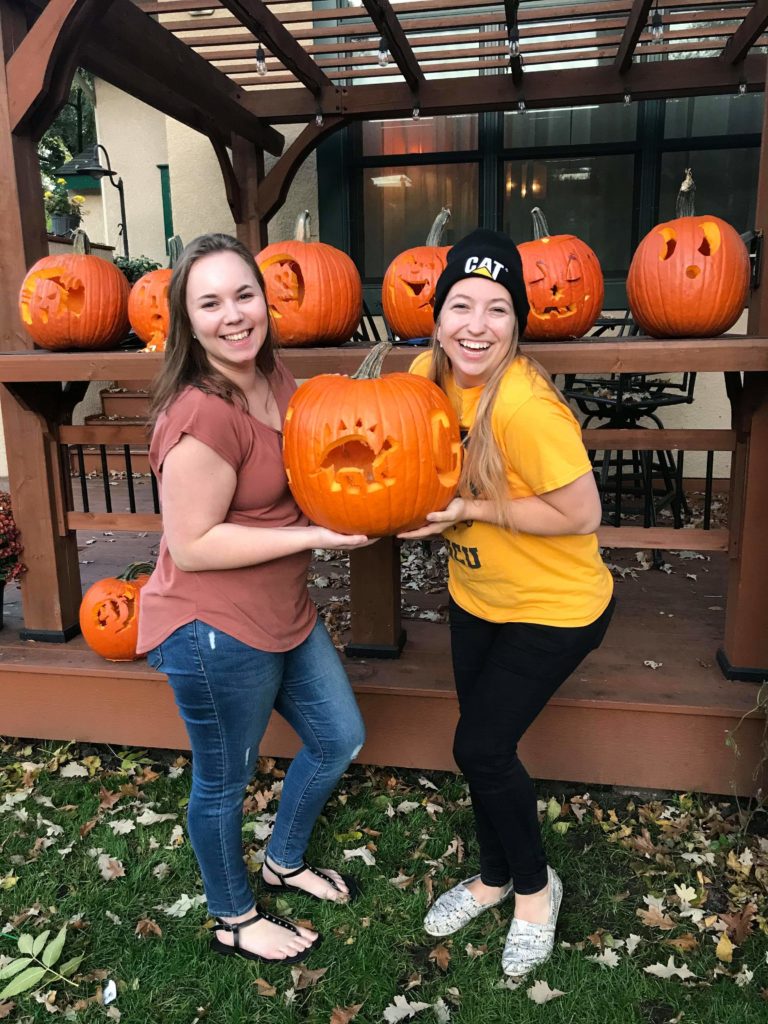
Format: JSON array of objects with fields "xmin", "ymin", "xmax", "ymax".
[
  {"xmin": 0, "ymin": 0, "xmax": 82, "ymax": 640},
  {"xmin": 232, "ymin": 134, "xmax": 269, "ymax": 252},
  {"xmin": 719, "ymin": 88, "xmax": 768, "ymax": 681}
]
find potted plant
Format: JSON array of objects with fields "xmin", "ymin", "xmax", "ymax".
[
  {"xmin": 0, "ymin": 491, "xmax": 25, "ymax": 629},
  {"xmin": 44, "ymin": 177, "xmax": 86, "ymax": 236}
]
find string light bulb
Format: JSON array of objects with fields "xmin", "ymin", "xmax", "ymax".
[
  {"xmin": 738, "ymin": 81, "xmax": 747, "ymax": 96},
  {"xmin": 650, "ymin": 8, "xmax": 663, "ymax": 43},
  {"xmin": 624, "ymin": 90, "xmax": 631, "ymax": 105},
  {"xmin": 315, "ymin": 112, "xmax": 324, "ymax": 126},
  {"xmin": 377, "ymin": 38, "xmax": 389, "ymax": 67},
  {"xmin": 517, "ymin": 99, "xmax": 526, "ymax": 114},
  {"xmin": 255, "ymin": 45, "xmax": 267, "ymax": 76},
  {"xmin": 508, "ymin": 29, "xmax": 520, "ymax": 58}
]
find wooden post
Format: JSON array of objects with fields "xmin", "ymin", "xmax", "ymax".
[
  {"xmin": 232, "ymin": 134, "xmax": 268, "ymax": 251},
  {"xmin": 346, "ymin": 538, "xmax": 406, "ymax": 658},
  {"xmin": 0, "ymin": 0, "xmax": 82, "ymax": 640},
  {"xmin": 719, "ymin": 89, "xmax": 768, "ymax": 681}
]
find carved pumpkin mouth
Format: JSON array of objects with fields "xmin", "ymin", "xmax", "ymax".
[
  {"xmin": 315, "ymin": 432, "xmax": 399, "ymax": 495},
  {"xmin": 530, "ymin": 304, "xmax": 576, "ymax": 320},
  {"xmin": 20, "ymin": 269, "xmax": 85, "ymax": 325},
  {"xmin": 401, "ymin": 280, "xmax": 428, "ymax": 297}
]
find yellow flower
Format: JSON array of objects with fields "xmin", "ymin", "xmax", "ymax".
[
  {"xmin": 56, "ymin": 177, "xmax": 67, "ymax": 185},
  {"xmin": 73, "ymin": 195, "xmax": 86, "ymax": 204},
  {"xmin": 44, "ymin": 191, "xmax": 52, "ymax": 198}
]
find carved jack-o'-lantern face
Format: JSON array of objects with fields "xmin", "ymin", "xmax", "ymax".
[
  {"xmin": 382, "ymin": 244, "xmax": 450, "ymax": 340},
  {"xmin": 518, "ymin": 234, "xmax": 604, "ymax": 340},
  {"xmin": 627, "ymin": 215, "xmax": 750, "ymax": 337},
  {"xmin": 128, "ymin": 268, "xmax": 172, "ymax": 351},
  {"xmin": 19, "ymin": 251, "xmax": 130, "ymax": 351},
  {"xmin": 79, "ymin": 563, "xmax": 154, "ymax": 661},
  {"xmin": 283, "ymin": 367, "xmax": 462, "ymax": 536},
  {"xmin": 256, "ymin": 220, "xmax": 362, "ymax": 347}
]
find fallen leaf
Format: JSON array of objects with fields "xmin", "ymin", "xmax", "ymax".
[
  {"xmin": 389, "ymin": 873, "xmax": 414, "ymax": 889},
  {"xmin": 719, "ymin": 903, "xmax": 756, "ymax": 944},
  {"xmin": 253, "ymin": 978, "xmax": 276, "ymax": 997},
  {"xmin": 0, "ymin": 1003, "xmax": 15, "ymax": 1019},
  {"xmin": 428, "ymin": 943, "xmax": 451, "ymax": 971},
  {"xmin": 135, "ymin": 810, "xmax": 177, "ymax": 826},
  {"xmin": 715, "ymin": 931, "xmax": 735, "ymax": 963},
  {"xmin": 643, "ymin": 660, "xmax": 663, "ymax": 670},
  {"xmin": 59, "ymin": 763, "xmax": 88, "ymax": 778},
  {"xmin": 342, "ymin": 846, "xmax": 375, "ymax": 867},
  {"xmin": 382, "ymin": 995, "xmax": 431, "ymax": 1022},
  {"xmin": 586, "ymin": 948, "xmax": 620, "ymax": 968},
  {"xmin": 134, "ymin": 918, "xmax": 162, "ymax": 939},
  {"xmin": 97, "ymin": 855, "xmax": 125, "ymax": 882},
  {"xmin": 98, "ymin": 788, "xmax": 122, "ymax": 811},
  {"xmin": 290, "ymin": 965, "xmax": 327, "ymax": 991},
  {"xmin": 643, "ymin": 955, "xmax": 696, "ymax": 980},
  {"xmin": 464, "ymin": 943, "xmax": 486, "ymax": 959},
  {"xmin": 636, "ymin": 906, "xmax": 676, "ymax": 931},
  {"xmin": 527, "ymin": 979, "xmax": 566, "ymax": 1004},
  {"xmin": 330, "ymin": 1004, "xmax": 364, "ymax": 1024},
  {"xmin": 107, "ymin": 820, "xmax": 135, "ymax": 836},
  {"xmin": 157, "ymin": 894, "xmax": 206, "ymax": 918},
  {"xmin": 664, "ymin": 933, "xmax": 699, "ymax": 953}
]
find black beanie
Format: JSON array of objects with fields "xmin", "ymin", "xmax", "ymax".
[{"xmin": 432, "ymin": 228, "xmax": 529, "ymax": 330}]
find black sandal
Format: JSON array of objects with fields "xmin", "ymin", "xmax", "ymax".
[
  {"xmin": 211, "ymin": 905, "xmax": 320, "ymax": 963},
  {"xmin": 262, "ymin": 859, "xmax": 360, "ymax": 902}
]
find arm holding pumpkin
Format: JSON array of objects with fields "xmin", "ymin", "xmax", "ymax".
[{"xmin": 162, "ymin": 435, "xmax": 370, "ymax": 571}]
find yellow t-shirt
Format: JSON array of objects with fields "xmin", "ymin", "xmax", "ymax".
[{"xmin": 410, "ymin": 351, "xmax": 613, "ymax": 627}]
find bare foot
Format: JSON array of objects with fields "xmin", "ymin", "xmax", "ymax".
[
  {"xmin": 215, "ymin": 906, "xmax": 317, "ymax": 960},
  {"xmin": 513, "ymin": 882, "xmax": 551, "ymax": 925},
  {"xmin": 463, "ymin": 877, "xmax": 509, "ymax": 906},
  {"xmin": 263, "ymin": 860, "xmax": 350, "ymax": 902}
]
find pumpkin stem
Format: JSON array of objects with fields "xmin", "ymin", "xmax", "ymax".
[
  {"xmin": 530, "ymin": 207, "xmax": 552, "ymax": 240},
  {"xmin": 676, "ymin": 168, "xmax": 696, "ymax": 218},
  {"xmin": 167, "ymin": 235, "xmax": 184, "ymax": 268},
  {"xmin": 295, "ymin": 210, "xmax": 311, "ymax": 242},
  {"xmin": 351, "ymin": 341, "xmax": 393, "ymax": 380},
  {"xmin": 118, "ymin": 561, "xmax": 155, "ymax": 581},
  {"xmin": 425, "ymin": 207, "xmax": 451, "ymax": 246},
  {"xmin": 72, "ymin": 229, "xmax": 92, "ymax": 255}
]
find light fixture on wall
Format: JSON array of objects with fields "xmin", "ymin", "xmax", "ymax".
[
  {"xmin": 255, "ymin": 45, "xmax": 267, "ymax": 76},
  {"xmin": 63, "ymin": 143, "xmax": 129, "ymax": 258},
  {"xmin": 377, "ymin": 38, "xmax": 390, "ymax": 67}
]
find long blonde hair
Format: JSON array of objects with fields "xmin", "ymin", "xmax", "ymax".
[{"xmin": 426, "ymin": 322, "xmax": 565, "ymax": 529}]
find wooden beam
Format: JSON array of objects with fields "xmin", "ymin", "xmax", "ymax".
[
  {"xmin": 6, "ymin": 0, "xmax": 113, "ymax": 136},
  {"xmin": 361, "ymin": 0, "xmax": 425, "ymax": 95},
  {"xmin": 245, "ymin": 53, "xmax": 767, "ymax": 122},
  {"xmin": 81, "ymin": 0, "xmax": 284, "ymax": 154},
  {"xmin": 218, "ymin": 0, "xmax": 332, "ymax": 95},
  {"xmin": 232, "ymin": 134, "xmax": 267, "ymax": 252},
  {"xmin": 615, "ymin": 0, "xmax": 655, "ymax": 73},
  {"xmin": 256, "ymin": 116, "xmax": 345, "ymax": 223},
  {"xmin": 210, "ymin": 132, "xmax": 242, "ymax": 223},
  {"xmin": 721, "ymin": 0, "xmax": 768, "ymax": 64}
]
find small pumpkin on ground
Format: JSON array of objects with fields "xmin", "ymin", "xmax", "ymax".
[
  {"xmin": 518, "ymin": 208, "xmax": 604, "ymax": 340},
  {"xmin": 79, "ymin": 562, "xmax": 155, "ymax": 662},
  {"xmin": 382, "ymin": 207, "xmax": 451, "ymax": 339},
  {"xmin": 627, "ymin": 168, "xmax": 750, "ymax": 337},
  {"xmin": 256, "ymin": 211, "xmax": 362, "ymax": 346},
  {"xmin": 19, "ymin": 229, "xmax": 130, "ymax": 350},
  {"xmin": 283, "ymin": 342, "xmax": 462, "ymax": 536},
  {"xmin": 127, "ymin": 236, "xmax": 183, "ymax": 352}
]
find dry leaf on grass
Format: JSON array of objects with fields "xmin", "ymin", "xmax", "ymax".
[
  {"xmin": 586, "ymin": 948, "xmax": 620, "ymax": 968},
  {"xmin": 290, "ymin": 965, "xmax": 327, "ymax": 991},
  {"xmin": 107, "ymin": 820, "xmax": 135, "ymax": 836},
  {"xmin": 527, "ymin": 980, "xmax": 566, "ymax": 1004},
  {"xmin": 134, "ymin": 918, "xmax": 162, "ymax": 939},
  {"xmin": 382, "ymin": 995, "xmax": 432, "ymax": 1022},
  {"xmin": 664, "ymin": 933, "xmax": 699, "ymax": 953},
  {"xmin": 97, "ymin": 855, "xmax": 125, "ymax": 882},
  {"xmin": 643, "ymin": 955, "xmax": 696, "ymax": 980},
  {"xmin": 428, "ymin": 943, "xmax": 451, "ymax": 971},
  {"xmin": 0, "ymin": 1003, "xmax": 15, "ymax": 1019},
  {"xmin": 253, "ymin": 978, "xmax": 276, "ymax": 997},
  {"xmin": 330, "ymin": 1004, "xmax": 364, "ymax": 1024},
  {"xmin": 715, "ymin": 931, "xmax": 735, "ymax": 963},
  {"xmin": 343, "ymin": 847, "xmax": 375, "ymax": 867},
  {"xmin": 59, "ymin": 763, "xmax": 88, "ymax": 778},
  {"xmin": 98, "ymin": 788, "xmax": 122, "ymax": 811},
  {"xmin": 719, "ymin": 903, "xmax": 757, "ymax": 944}
]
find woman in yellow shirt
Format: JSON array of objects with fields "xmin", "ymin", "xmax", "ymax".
[{"xmin": 401, "ymin": 229, "xmax": 614, "ymax": 979}]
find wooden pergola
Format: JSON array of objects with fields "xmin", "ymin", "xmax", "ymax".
[{"xmin": 1, "ymin": 1, "xmax": 767, "ymax": 789}]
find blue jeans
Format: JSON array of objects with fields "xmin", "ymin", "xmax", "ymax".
[{"xmin": 147, "ymin": 618, "xmax": 365, "ymax": 917}]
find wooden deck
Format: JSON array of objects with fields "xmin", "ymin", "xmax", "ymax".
[{"xmin": 1, "ymin": 522, "xmax": 765, "ymax": 797}]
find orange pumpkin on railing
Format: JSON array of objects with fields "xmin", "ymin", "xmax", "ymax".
[
  {"xmin": 627, "ymin": 168, "xmax": 750, "ymax": 338},
  {"xmin": 19, "ymin": 229, "xmax": 130, "ymax": 350},
  {"xmin": 518, "ymin": 208, "xmax": 604, "ymax": 340},
  {"xmin": 382, "ymin": 207, "xmax": 451, "ymax": 340},
  {"xmin": 79, "ymin": 562, "xmax": 154, "ymax": 661},
  {"xmin": 256, "ymin": 211, "xmax": 362, "ymax": 346},
  {"xmin": 127, "ymin": 237, "xmax": 183, "ymax": 352}
]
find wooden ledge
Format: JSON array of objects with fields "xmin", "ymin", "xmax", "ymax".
[{"xmin": 1, "ymin": 336, "xmax": 768, "ymax": 383}]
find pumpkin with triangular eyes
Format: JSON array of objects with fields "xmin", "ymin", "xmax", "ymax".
[
  {"xmin": 627, "ymin": 170, "xmax": 749, "ymax": 338},
  {"xmin": 518, "ymin": 208, "xmax": 604, "ymax": 340},
  {"xmin": 257, "ymin": 210, "xmax": 362, "ymax": 346},
  {"xmin": 128, "ymin": 268, "xmax": 171, "ymax": 352},
  {"xmin": 382, "ymin": 208, "xmax": 451, "ymax": 340}
]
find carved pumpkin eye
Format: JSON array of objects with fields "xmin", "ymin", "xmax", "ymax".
[
  {"xmin": 565, "ymin": 255, "xmax": 582, "ymax": 283},
  {"xmin": 659, "ymin": 227, "xmax": 677, "ymax": 260},
  {"xmin": 261, "ymin": 256, "xmax": 305, "ymax": 317},
  {"xmin": 528, "ymin": 260, "xmax": 546, "ymax": 284},
  {"xmin": 697, "ymin": 221, "xmax": 722, "ymax": 257}
]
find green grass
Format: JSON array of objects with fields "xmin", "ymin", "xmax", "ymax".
[{"xmin": 0, "ymin": 741, "xmax": 767, "ymax": 1024}]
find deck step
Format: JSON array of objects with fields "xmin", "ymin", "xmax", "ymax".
[{"xmin": 100, "ymin": 388, "xmax": 151, "ymax": 418}]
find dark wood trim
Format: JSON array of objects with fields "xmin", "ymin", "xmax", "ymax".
[
  {"xmin": 615, "ymin": 0, "xmax": 654, "ymax": 73},
  {"xmin": 210, "ymin": 131, "xmax": 243, "ymax": 223},
  {"xmin": 217, "ymin": 0, "xmax": 332, "ymax": 95},
  {"xmin": 256, "ymin": 116, "xmax": 345, "ymax": 223},
  {"xmin": 361, "ymin": 0, "xmax": 425, "ymax": 95},
  {"xmin": 66, "ymin": 512, "xmax": 161, "ymax": 531},
  {"xmin": 232, "ymin": 134, "xmax": 267, "ymax": 252},
  {"xmin": 598, "ymin": 526, "xmax": 729, "ymax": 551},
  {"xmin": 246, "ymin": 54, "xmax": 767, "ymax": 122},
  {"xmin": 721, "ymin": 0, "xmax": 768, "ymax": 65}
]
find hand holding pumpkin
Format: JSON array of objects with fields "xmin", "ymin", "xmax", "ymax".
[
  {"xmin": 311, "ymin": 527, "xmax": 376, "ymax": 550},
  {"xmin": 397, "ymin": 497, "xmax": 469, "ymax": 539}
]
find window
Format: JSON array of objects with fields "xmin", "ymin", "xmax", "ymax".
[{"xmin": 659, "ymin": 149, "xmax": 759, "ymax": 233}]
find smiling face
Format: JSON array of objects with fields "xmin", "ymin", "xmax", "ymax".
[
  {"xmin": 186, "ymin": 251, "xmax": 269, "ymax": 379},
  {"xmin": 518, "ymin": 234, "xmax": 604, "ymax": 340},
  {"xmin": 436, "ymin": 276, "xmax": 517, "ymax": 388}
]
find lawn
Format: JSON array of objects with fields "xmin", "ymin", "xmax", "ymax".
[{"xmin": 0, "ymin": 740, "xmax": 766, "ymax": 1024}]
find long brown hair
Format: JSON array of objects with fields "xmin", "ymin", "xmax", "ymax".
[
  {"xmin": 427, "ymin": 318, "xmax": 565, "ymax": 529},
  {"xmin": 149, "ymin": 233, "xmax": 276, "ymax": 423}
]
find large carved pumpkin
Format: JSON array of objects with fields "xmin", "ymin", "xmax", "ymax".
[
  {"xmin": 518, "ymin": 208, "xmax": 604, "ymax": 340},
  {"xmin": 256, "ymin": 211, "xmax": 362, "ymax": 346},
  {"xmin": 19, "ymin": 230, "xmax": 130, "ymax": 350},
  {"xmin": 627, "ymin": 169, "xmax": 750, "ymax": 337},
  {"xmin": 127, "ymin": 237, "xmax": 183, "ymax": 352},
  {"xmin": 283, "ymin": 343, "xmax": 462, "ymax": 536},
  {"xmin": 382, "ymin": 207, "xmax": 451, "ymax": 339},
  {"xmin": 79, "ymin": 562, "xmax": 154, "ymax": 661}
]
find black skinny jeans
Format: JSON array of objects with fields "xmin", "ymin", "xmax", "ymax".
[{"xmin": 450, "ymin": 596, "xmax": 615, "ymax": 895}]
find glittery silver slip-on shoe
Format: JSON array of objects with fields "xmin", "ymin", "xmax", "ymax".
[
  {"xmin": 502, "ymin": 866, "xmax": 563, "ymax": 978},
  {"xmin": 424, "ymin": 874, "xmax": 514, "ymax": 938}
]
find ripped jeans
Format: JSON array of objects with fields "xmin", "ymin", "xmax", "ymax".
[{"xmin": 146, "ymin": 617, "xmax": 365, "ymax": 916}]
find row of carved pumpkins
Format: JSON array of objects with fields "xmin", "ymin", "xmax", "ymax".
[{"xmin": 19, "ymin": 172, "xmax": 751, "ymax": 350}]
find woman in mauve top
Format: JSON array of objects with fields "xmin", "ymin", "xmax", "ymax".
[{"xmin": 138, "ymin": 234, "xmax": 371, "ymax": 965}]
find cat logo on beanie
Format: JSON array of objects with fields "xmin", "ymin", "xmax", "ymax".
[{"xmin": 464, "ymin": 256, "xmax": 508, "ymax": 281}]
